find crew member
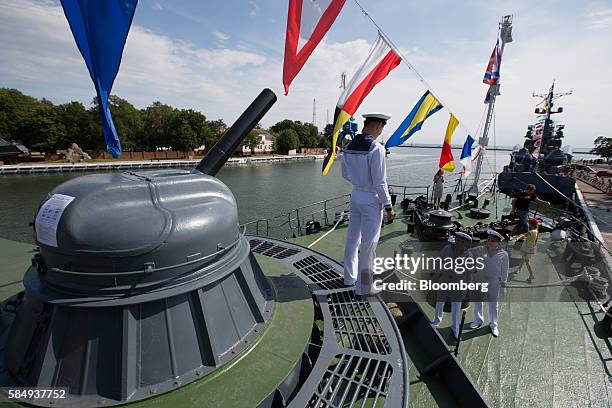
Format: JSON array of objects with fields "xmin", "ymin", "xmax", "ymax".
[
  {"xmin": 510, "ymin": 184, "xmax": 550, "ymax": 234},
  {"xmin": 469, "ymin": 229, "xmax": 509, "ymax": 337},
  {"xmin": 432, "ymin": 231, "xmax": 473, "ymax": 339},
  {"xmin": 342, "ymin": 113, "xmax": 395, "ymax": 295}
]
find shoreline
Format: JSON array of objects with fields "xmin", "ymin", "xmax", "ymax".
[{"xmin": 0, "ymin": 154, "xmax": 326, "ymax": 175}]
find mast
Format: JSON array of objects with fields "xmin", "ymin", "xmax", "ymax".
[
  {"xmin": 469, "ymin": 15, "xmax": 513, "ymax": 195},
  {"xmin": 532, "ymin": 81, "xmax": 572, "ymax": 157}
]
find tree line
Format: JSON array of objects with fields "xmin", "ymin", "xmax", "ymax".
[{"xmin": 0, "ymin": 88, "xmax": 332, "ymax": 155}]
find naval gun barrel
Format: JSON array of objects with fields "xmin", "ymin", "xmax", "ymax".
[{"xmin": 195, "ymin": 88, "xmax": 277, "ymax": 176}]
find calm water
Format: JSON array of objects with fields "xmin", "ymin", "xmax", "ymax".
[{"xmin": 0, "ymin": 148, "xmax": 512, "ymax": 244}]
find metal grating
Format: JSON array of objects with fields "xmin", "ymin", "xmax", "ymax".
[
  {"xmin": 248, "ymin": 236, "xmax": 408, "ymax": 408},
  {"xmin": 249, "ymin": 239, "xmax": 301, "ymax": 259},
  {"xmin": 328, "ymin": 291, "xmax": 391, "ymax": 355},
  {"xmin": 307, "ymin": 354, "xmax": 392, "ymax": 408},
  {"xmin": 293, "ymin": 256, "xmax": 345, "ymax": 290}
]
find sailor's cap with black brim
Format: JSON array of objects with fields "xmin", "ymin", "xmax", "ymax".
[
  {"xmin": 486, "ymin": 229, "xmax": 505, "ymax": 241},
  {"xmin": 454, "ymin": 231, "xmax": 472, "ymax": 241},
  {"xmin": 362, "ymin": 113, "xmax": 391, "ymax": 123}
]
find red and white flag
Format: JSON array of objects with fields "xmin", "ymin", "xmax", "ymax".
[
  {"xmin": 322, "ymin": 33, "xmax": 401, "ymax": 175},
  {"xmin": 283, "ymin": 0, "xmax": 346, "ymax": 95}
]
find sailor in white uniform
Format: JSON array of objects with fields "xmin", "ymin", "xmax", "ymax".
[
  {"xmin": 469, "ymin": 229, "xmax": 509, "ymax": 337},
  {"xmin": 432, "ymin": 231, "xmax": 473, "ymax": 339},
  {"xmin": 342, "ymin": 113, "xmax": 395, "ymax": 295}
]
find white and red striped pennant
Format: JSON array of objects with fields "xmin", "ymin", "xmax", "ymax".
[
  {"xmin": 283, "ymin": 0, "xmax": 346, "ymax": 95},
  {"xmin": 322, "ymin": 33, "xmax": 401, "ymax": 175}
]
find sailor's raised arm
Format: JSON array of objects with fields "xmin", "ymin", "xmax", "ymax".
[{"xmin": 370, "ymin": 145, "xmax": 391, "ymax": 207}]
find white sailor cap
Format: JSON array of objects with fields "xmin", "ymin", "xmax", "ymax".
[
  {"xmin": 362, "ymin": 112, "xmax": 391, "ymax": 121},
  {"xmin": 454, "ymin": 231, "xmax": 472, "ymax": 241},
  {"xmin": 486, "ymin": 229, "xmax": 504, "ymax": 241}
]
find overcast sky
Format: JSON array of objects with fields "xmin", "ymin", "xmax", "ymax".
[{"xmin": 1, "ymin": 0, "xmax": 611, "ymax": 148}]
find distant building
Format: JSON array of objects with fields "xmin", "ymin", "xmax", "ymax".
[{"xmin": 241, "ymin": 129, "xmax": 274, "ymax": 155}]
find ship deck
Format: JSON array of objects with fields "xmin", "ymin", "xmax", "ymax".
[
  {"xmin": 1, "ymin": 190, "xmax": 611, "ymax": 407},
  {"xmin": 288, "ymin": 192, "xmax": 612, "ymax": 407}
]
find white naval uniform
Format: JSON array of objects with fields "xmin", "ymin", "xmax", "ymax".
[
  {"xmin": 341, "ymin": 133, "xmax": 391, "ymax": 295},
  {"xmin": 433, "ymin": 243, "xmax": 471, "ymax": 337},
  {"xmin": 470, "ymin": 245, "xmax": 509, "ymax": 331}
]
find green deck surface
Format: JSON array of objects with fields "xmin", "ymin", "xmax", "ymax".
[
  {"xmin": 291, "ymin": 194, "xmax": 612, "ymax": 407},
  {"xmin": 0, "ymin": 238, "xmax": 32, "ymax": 300},
  {"xmin": 1, "ymin": 191, "xmax": 612, "ymax": 407}
]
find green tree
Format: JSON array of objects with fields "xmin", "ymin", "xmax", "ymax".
[
  {"xmin": 207, "ymin": 119, "xmax": 227, "ymax": 149},
  {"xmin": 175, "ymin": 109, "xmax": 211, "ymax": 149},
  {"xmin": 274, "ymin": 129, "xmax": 300, "ymax": 154},
  {"xmin": 269, "ymin": 119, "xmax": 295, "ymax": 135},
  {"xmin": 318, "ymin": 123, "xmax": 333, "ymax": 148},
  {"xmin": 302, "ymin": 122, "xmax": 319, "ymax": 147},
  {"xmin": 56, "ymin": 101, "xmax": 100, "ymax": 150},
  {"xmin": 140, "ymin": 102, "xmax": 176, "ymax": 149},
  {"xmin": 270, "ymin": 119, "xmax": 318, "ymax": 149},
  {"xmin": 19, "ymin": 103, "xmax": 66, "ymax": 153},
  {"xmin": 591, "ymin": 136, "xmax": 612, "ymax": 161},
  {"xmin": 169, "ymin": 110, "xmax": 199, "ymax": 151},
  {"xmin": 0, "ymin": 88, "xmax": 39, "ymax": 142},
  {"xmin": 244, "ymin": 130, "xmax": 261, "ymax": 155},
  {"xmin": 91, "ymin": 95, "xmax": 143, "ymax": 150}
]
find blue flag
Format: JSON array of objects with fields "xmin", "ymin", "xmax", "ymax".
[
  {"xmin": 459, "ymin": 135, "xmax": 475, "ymax": 175},
  {"xmin": 385, "ymin": 90, "xmax": 442, "ymax": 148},
  {"xmin": 61, "ymin": 0, "xmax": 138, "ymax": 157}
]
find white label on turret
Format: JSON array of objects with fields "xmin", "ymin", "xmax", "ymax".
[{"xmin": 35, "ymin": 194, "xmax": 75, "ymax": 247}]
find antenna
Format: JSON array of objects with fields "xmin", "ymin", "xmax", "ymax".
[
  {"xmin": 312, "ymin": 98, "xmax": 317, "ymax": 126},
  {"xmin": 326, "ymin": 109, "xmax": 330, "ymax": 125}
]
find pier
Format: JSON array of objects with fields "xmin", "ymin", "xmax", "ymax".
[{"xmin": 0, "ymin": 154, "xmax": 325, "ymax": 175}]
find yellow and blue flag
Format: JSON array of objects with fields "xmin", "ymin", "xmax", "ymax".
[{"xmin": 385, "ymin": 90, "xmax": 442, "ymax": 148}]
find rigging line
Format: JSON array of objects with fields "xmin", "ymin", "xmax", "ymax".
[
  {"xmin": 351, "ymin": 0, "xmax": 476, "ymax": 137},
  {"xmin": 533, "ymin": 173, "xmax": 612, "ymax": 256},
  {"xmin": 492, "ymin": 103, "xmax": 498, "ymax": 174}
]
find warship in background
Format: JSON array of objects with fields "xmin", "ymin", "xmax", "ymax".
[{"xmin": 497, "ymin": 82, "xmax": 576, "ymax": 202}]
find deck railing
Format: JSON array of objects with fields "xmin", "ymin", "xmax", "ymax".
[{"xmin": 242, "ymin": 183, "xmax": 431, "ymax": 238}]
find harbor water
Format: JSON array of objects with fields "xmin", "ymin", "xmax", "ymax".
[{"xmin": 0, "ymin": 147, "xmax": 534, "ymax": 244}]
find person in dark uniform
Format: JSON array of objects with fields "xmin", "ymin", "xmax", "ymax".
[{"xmin": 510, "ymin": 184, "xmax": 549, "ymax": 235}]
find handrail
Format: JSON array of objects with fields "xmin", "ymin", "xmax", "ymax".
[{"xmin": 242, "ymin": 183, "xmax": 431, "ymax": 238}]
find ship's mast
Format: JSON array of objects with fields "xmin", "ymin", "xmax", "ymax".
[
  {"xmin": 469, "ymin": 15, "xmax": 513, "ymax": 195},
  {"xmin": 532, "ymin": 81, "xmax": 572, "ymax": 157}
]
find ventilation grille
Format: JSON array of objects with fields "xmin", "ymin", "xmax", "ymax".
[
  {"xmin": 306, "ymin": 354, "xmax": 392, "ymax": 408},
  {"xmin": 328, "ymin": 291, "xmax": 391, "ymax": 355},
  {"xmin": 249, "ymin": 239, "xmax": 301, "ymax": 259},
  {"xmin": 293, "ymin": 256, "xmax": 345, "ymax": 290}
]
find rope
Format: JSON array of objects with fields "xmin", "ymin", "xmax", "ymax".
[
  {"xmin": 307, "ymin": 212, "xmax": 345, "ymax": 248},
  {"xmin": 351, "ymin": 0, "xmax": 477, "ymax": 138},
  {"xmin": 533, "ymin": 173, "xmax": 612, "ymax": 254}
]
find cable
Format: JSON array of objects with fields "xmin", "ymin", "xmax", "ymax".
[{"xmin": 351, "ymin": 0, "xmax": 478, "ymax": 138}]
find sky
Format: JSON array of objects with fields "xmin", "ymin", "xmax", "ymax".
[{"xmin": 1, "ymin": 0, "xmax": 611, "ymax": 149}]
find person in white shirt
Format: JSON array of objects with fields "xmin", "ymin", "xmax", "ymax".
[
  {"xmin": 341, "ymin": 113, "xmax": 395, "ymax": 295},
  {"xmin": 469, "ymin": 229, "xmax": 509, "ymax": 337}
]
